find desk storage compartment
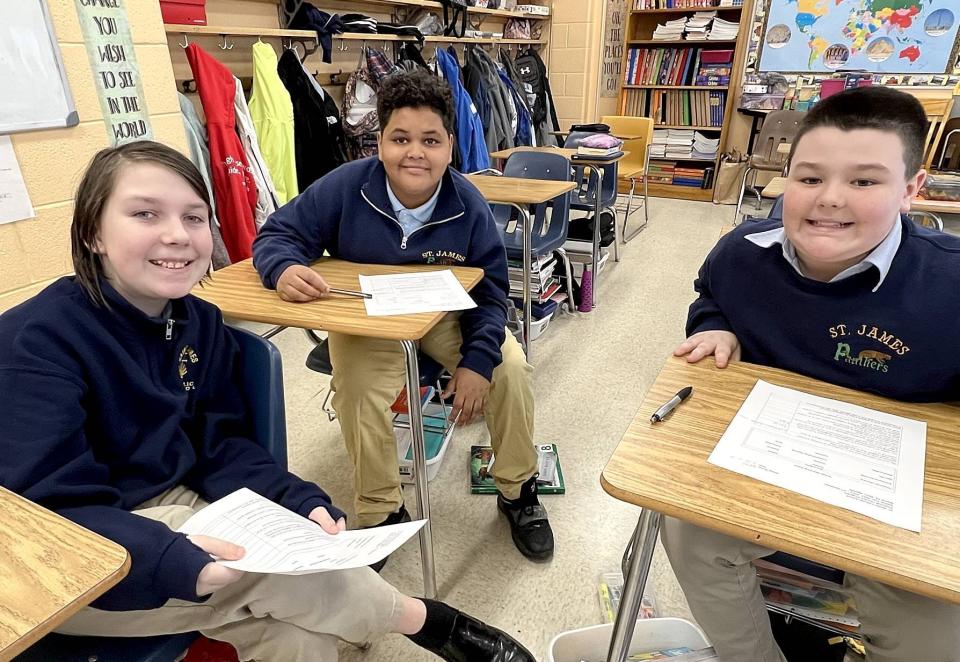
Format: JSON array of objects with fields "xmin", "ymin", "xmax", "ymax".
[{"xmin": 921, "ymin": 173, "xmax": 960, "ymax": 202}]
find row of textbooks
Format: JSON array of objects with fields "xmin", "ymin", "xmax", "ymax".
[
  {"xmin": 647, "ymin": 162, "xmax": 715, "ymax": 188},
  {"xmin": 624, "ymin": 48, "xmax": 727, "ymax": 87},
  {"xmin": 622, "ymin": 88, "xmax": 726, "ymax": 127}
]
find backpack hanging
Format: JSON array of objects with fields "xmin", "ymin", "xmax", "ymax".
[{"xmin": 439, "ymin": 0, "xmax": 468, "ymax": 38}]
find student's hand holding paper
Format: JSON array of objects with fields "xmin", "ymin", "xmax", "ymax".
[
  {"xmin": 443, "ymin": 367, "xmax": 490, "ymax": 425},
  {"xmin": 277, "ymin": 265, "xmax": 331, "ymax": 302},
  {"xmin": 674, "ymin": 330, "xmax": 741, "ymax": 368},
  {"xmin": 188, "ymin": 534, "xmax": 246, "ymax": 596},
  {"xmin": 308, "ymin": 506, "xmax": 347, "ymax": 534}
]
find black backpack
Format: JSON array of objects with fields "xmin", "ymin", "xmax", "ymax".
[{"xmin": 514, "ymin": 48, "xmax": 558, "ymax": 130}]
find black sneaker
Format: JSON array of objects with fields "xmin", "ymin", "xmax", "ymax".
[
  {"xmin": 362, "ymin": 504, "xmax": 411, "ymax": 572},
  {"xmin": 497, "ymin": 475, "xmax": 554, "ymax": 561}
]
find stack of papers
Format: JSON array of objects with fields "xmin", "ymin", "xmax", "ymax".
[
  {"xmin": 692, "ymin": 131, "xmax": 720, "ymax": 159},
  {"xmin": 684, "ymin": 11, "xmax": 715, "ymax": 40},
  {"xmin": 709, "ymin": 17, "xmax": 740, "ymax": 40},
  {"xmin": 650, "ymin": 128, "xmax": 670, "ymax": 158},
  {"xmin": 652, "ymin": 17, "xmax": 686, "ymax": 40},
  {"xmin": 664, "ymin": 128, "xmax": 695, "ymax": 159}
]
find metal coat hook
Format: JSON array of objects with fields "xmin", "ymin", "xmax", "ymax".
[
  {"xmin": 218, "ymin": 34, "xmax": 235, "ymax": 50},
  {"xmin": 178, "ymin": 33, "xmax": 189, "ymax": 48},
  {"xmin": 338, "ymin": 39, "xmax": 349, "ymax": 52}
]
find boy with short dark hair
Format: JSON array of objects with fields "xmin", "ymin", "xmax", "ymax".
[
  {"xmin": 253, "ymin": 69, "xmax": 553, "ymax": 564},
  {"xmin": 668, "ymin": 86, "xmax": 960, "ymax": 661}
]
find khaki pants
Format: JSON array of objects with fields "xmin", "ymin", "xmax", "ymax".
[
  {"xmin": 57, "ymin": 487, "xmax": 402, "ymax": 662},
  {"xmin": 661, "ymin": 517, "xmax": 960, "ymax": 662},
  {"xmin": 329, "ymin": 313, "xmax": 538, "ymax": 526}
]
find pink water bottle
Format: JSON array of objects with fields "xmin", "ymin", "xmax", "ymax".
[{"xmin": 578, "ymin": 265, "xmax": 594, "ymax": 313}]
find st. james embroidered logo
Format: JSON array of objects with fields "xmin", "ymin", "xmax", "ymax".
[{"xmin": 178, "ymin": 346, "xmax": 199, "ymax": 391}]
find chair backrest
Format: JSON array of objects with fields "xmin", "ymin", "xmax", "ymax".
[
  {"xmin": 752, "ymin": 110, "xmax": 805, "ymax": 169},
  {"xmin": 901, "ymin": 88, "xmax": 955, "ymax": 168},
  {"xmin": 933, "ymin": 119, "xmax": 960, "ymax": 171},
  {"xmin": 563, "ymin": 131, "xmax": 619, "ymax": 206},
  {"xmin": 226, "ymin": 325, "xmax": 288, "ymax": 469},
  {"xmin": 601, "ymin": 115, "xmax": 654, "ymax": 177},
  {"xmin": 493, "ymin": 150, "xmax": 572, "ymax": 255}
]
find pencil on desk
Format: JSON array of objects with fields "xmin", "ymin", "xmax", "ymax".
[{"xmin": 328, "ymin": 288, "xmax": 372, "ymax": 299}]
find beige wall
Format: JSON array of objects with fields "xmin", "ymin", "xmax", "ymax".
[
  {"xmin": 0, "ymin": 0, "xmax": 187, "ymax": 313},
  {"xmin": 549, "ymin": 0, "xmax": 607, "ymax": 131}
]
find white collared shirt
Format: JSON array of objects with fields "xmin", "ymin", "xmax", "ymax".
[
  {"xmin": 744, "ymin": 218, "xmax": 902, "ymax": 292},
  {"xmin": 385, "ymin": 179, "xmax": 442, "ymax": 239}
]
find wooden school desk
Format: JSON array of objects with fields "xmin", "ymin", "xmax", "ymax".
[
  {"xmin": 489, "ymin": 147, "xmax": 630, "ymax": 303},
  {"xmin": 0, "ymin": 487, "xmax": 130, "ymax": 659},
  {"xmin": 601, "ymin": 356, "xmax": 960, "ymax": 662},
  {"xmin": 464, "ymin": 173, "xmax": 576, "ymax": 357},
  {"xmin": 192, "ymin": 258, "xmax": 483, "ymax": 599}
]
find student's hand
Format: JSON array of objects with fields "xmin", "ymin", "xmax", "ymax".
[
  {"xmin": 188, "ymin": 534, "xmax": 246, "ymax": 596},
  {"xmin": 308, "ymin": 506, "xmax": 347, "ymax": 534},
  {"xmin": 442, "ymin": 367, "xmax": 491, "ymax": 425},
  {"xmin": 277, "ymin": 265, "xmax": 330, "ymax": 302},
  {"xmin": 673, "ymin": 330, "xmax": 741, "ymax": 368}
]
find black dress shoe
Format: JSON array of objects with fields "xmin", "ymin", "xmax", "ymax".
[
  {"xmin": 498, "ymin": 476, "xmax": 554, "ymax": 561},
  {"xmin": 433, "ymin": 611, "xmax": 536, "ymax": 662},
  {"xmin": 362, "ymin": 504, "xmax": 410, "ymax": 573}
]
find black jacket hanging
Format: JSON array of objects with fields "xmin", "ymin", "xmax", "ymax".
[{"xmin": 277, "ymin": 48, "xmax": 349, "ymax": 190}]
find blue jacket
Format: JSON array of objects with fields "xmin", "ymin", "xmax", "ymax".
[
  {"xmin": 436, "ymin": 47, "xmax": 490, "ymax": 173},
  {"xmin": 0, "ymin": 278, "xmax": 343, "ymax": 611},
  {"xmin": 688, "ymin": 217, "xmax": 960, "ymax": 402},
  {"xmin": 253, "ymin": 157, "xmax": 509, "ymax": 379}
]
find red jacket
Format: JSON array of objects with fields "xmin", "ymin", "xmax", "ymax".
[{"xmin": 185, "ymin": 44, "xmax": 257, "ymax": 261}]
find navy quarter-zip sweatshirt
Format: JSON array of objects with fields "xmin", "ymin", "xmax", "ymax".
[
  {"xmin": 0, "ymin": 278, "xmax": 343, "ymax": 611},
  {"xmin": 253, "ymin": 157, "xmax": 510, "ymax": 380}
]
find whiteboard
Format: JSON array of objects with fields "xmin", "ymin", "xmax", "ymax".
[{"xmin": 0, "ymin": 0, "xmax": 78, "ymax": 134}]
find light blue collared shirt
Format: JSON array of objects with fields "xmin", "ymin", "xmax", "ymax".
[
  {"xmin": 744, "ymin": 217, "xmax": 902, "ymax": 292},
  {"xmin": 385, "ymin": 179, "xmax": 442, "ymax": 239}
]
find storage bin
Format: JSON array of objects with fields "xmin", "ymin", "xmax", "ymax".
[
  {"xmin": 394, "ymin": 402, "xmax": 454, "ymax": 483},
  {"xmin": 528, "ymin": 311, "xmax": 554, "ymax": 341},
  {"xmin": 921, "ymin": 172, "xmax": 960, "ymax": 202},
  {"xmin": 160, "ymin": 0, "xmax": 206, "ymax": 25},
  {"xmin": 547, "ymin": 618, "xmax": 709, "ymax": 662}
]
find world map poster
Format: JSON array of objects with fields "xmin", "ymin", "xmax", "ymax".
[{"xmin": 758, "ymin": 0, "xmax": 960, "ymax": 73}]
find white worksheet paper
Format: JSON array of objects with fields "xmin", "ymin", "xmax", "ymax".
[
  {"xmin": 359, "ymin": 270, "xmax": 477, "ymax": 316},
  {"xmin": 178, "ymin": 488, "xmax": 425, "ymax": 574},
  {"xmin": 0, "ymin": 136, "xmax": 35, "ymax": 225},
  {"xmin": 708, "ymin": 380, "xmax": 926, "ymax": 531}
]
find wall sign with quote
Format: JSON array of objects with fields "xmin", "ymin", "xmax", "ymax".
[
  {"xmin": 602, "ymin": 0, "xmax": 628, "ymax": 98},
  {"xmin": 74, "ymin": 0, "xmax": 153, "ymax": 144}
]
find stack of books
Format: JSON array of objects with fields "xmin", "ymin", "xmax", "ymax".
[
  {"xmin": 665, "ymin": 128, "xmax": 695, "ymax": 158},
  {"xmin": 646, "ymin": 161, "xmax": 675, "ymax": 184},
  {"xmin": 624, "ymin": 47, "xmax": 706, "ymax": 87},
  {"xmin": 695, "ymin": 49, "xmax": 733, "ymax": 86},
  {"xmin": 684, "ymin": 11, "xmax": 715, "ymax": 40},
  {"xmin": 709, "ymin": 17, "xmax": 739, "ymax": 39},
  {"xmin": 673, "ymin": 165, "xmax": 706, "ymax": 187},
  {"xmin": 652, "ymin": 17, "xmax": 686, "ymax": 40},
  {"xmin": 692, "ymin": 131, "xmax": 720, "ymax": 159},
  {"xmin": 576, "ymin": 143, "xmax": 623, "ymax": 158},
  {"xmin": 507, "ymin": 254, "xmax": 561, "ymax": 305}
]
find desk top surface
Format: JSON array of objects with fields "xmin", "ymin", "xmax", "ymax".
[
  {"xmin": 911, "ymin": 198, "xmax": 960, "ymax": 214},
  {"xmin": 488, "ymin": 146, "xmax": 630, "ymax": 164},
  {"xmin": 192, "ymin": 258, "xmax": 483, "ymax": 340},
  {"xmin": 0, "ymin": 487, "xmax": 130, "ymax": 658},
  {"xmin": 601, "ymin": 356, "xmax": 960, "ymax": 604},
  {"xmin": 465, "ymin": 174, "xmax": 576, "ymax": 205}
]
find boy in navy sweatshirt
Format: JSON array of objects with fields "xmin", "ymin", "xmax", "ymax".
[
  {"xmin": 667, "ymin": 87, "xmax": 960, "ymax": 661},
  {"xmin": 253, "ymin": 69, "xmax": 553, "ymax": 563}
]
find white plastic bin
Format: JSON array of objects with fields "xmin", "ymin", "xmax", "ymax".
[
  {"xmin": 394, "ymin": 402, "xmax": 454, "ymax": 484},
  {"xmin": 547, "ymin": 618, "xmax": 709, "ymax": 662}
]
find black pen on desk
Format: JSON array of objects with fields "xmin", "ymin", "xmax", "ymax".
[
  {"xmin": 328, "ymin": 288, "xmax": 372, "ymax": 300},
  {"xmin": 650, "ymin": 386, "xmax": 693, "ymax": 423}
]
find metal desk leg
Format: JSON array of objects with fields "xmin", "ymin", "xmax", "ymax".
[
  {"xmin": 508, "ymin": 202, "xmax": 533, "ymax": 360},
  {"xmin": 401, "ymin": 339, "xmax": 437, "ymax": 599},
  {"xmin": 591, "ymin": 167, "xmax": 603, "ymax": 306},
  {"xmin": 606, "ymin": 509, "xmax": 662, "ymax": 662}
]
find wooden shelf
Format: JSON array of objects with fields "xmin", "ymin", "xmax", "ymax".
[
  {"xmin": 624, "ymin": 85, "xmax": 728, "ymax": 90},
  {"xmin": 653, "ymin": 124, "xmax": 722, "ymax": 130},
  {"xmin": 649, "ymin": 155, "xmax": 718, "ymax": 162},
  {"xmin": 631, "ymin": 6, "xmax": 743, "ymax": 14},
  {"xmin": 164, "ymin": 24, "xmax": 316, "ymax": 39},
  {"xmin": 627, "ymin": 39, "xmax": 737, "ymax": 45},
  {"xmin": 646, "ymin": 182, "xmax": 714, "ymax": 201},
  {"xmin": 328, "ymin": 33, "xmax": 545, "ymax": 44}
]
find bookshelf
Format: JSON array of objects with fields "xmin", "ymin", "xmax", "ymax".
[{"xmin": 617, "ymin": 0, "xmax": 754, "ymax": 202}]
